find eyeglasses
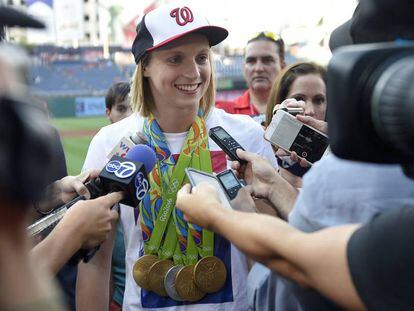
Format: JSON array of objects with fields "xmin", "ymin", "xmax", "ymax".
[{"xmin": 248, "ymin": 31, "xmax": 281, "ymax": 43}]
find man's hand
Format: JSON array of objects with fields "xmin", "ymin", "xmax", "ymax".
[
  {"xmin": 231, "ymin": 186, "xmax": 257, "ymax": 213},
  {"xmin": 61, "ymin": 192, "xmax": 122, "ymax": 249},
  {"xmin": 231, "ymin": 149, "xmax": 279, "ymax": 200},
  {"xmin": 176, "ymin": 183, "xmax": 224, "ymax": 230},
  {"xmin": 57, "ymin": 169, "xmax": 101, "ymax": 203}
]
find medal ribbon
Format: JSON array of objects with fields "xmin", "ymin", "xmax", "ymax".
[
  {"xmin": 140, "ymin": 114, "xmax": 203, "ymax": 259},
  {"xmin": 173, "ymin": 118, "xmax": 215, "ymax": 264}
]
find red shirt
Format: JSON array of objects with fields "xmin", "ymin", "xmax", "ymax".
[{"xmin": 215, "ymin": 90, "xmax": 259, "ymax": 116}]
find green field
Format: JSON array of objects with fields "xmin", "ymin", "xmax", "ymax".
[
  {"xmin": 52, "ymin": 116, "xmax": 109, "ymax": 131},
  {"xmin": 52, "ymin": 116, "xmax": 109, "ymax": 175}
]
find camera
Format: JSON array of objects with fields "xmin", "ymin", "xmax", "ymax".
[{"xmin": 328, "ymin": 42, "xmax": 414, "ymax": 165}]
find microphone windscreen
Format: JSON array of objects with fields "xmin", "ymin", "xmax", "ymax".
[{"xmin": 125, "ymin": 144, "xmax": 157, "ymax": 173}]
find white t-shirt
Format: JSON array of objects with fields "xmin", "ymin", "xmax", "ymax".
[{"xmin": 83, "ymin": 108, "xmax": 278, "ymax": 311}]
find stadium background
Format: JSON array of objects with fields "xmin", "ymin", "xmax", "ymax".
[{"xmin": 6, "ymin": 0, "xmax": 357, "ymax": 175}]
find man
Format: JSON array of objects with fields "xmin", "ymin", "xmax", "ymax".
[
  {"xmin": 105, "ymin": 81, "xmax": 132, "ymax": 124},
  {"xmin": 216, "ymin": 31, "xmax": 286, "ymax": 124}
]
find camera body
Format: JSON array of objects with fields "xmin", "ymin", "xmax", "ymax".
[{"xmin": 328, "ymin": 42, "xmax": 414, "ymax": 164}]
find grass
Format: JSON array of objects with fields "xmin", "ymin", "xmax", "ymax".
[
  {"xmin": 52, "ymin": 116, "xmax": 109, "ymax": 175},
  {"xmin": 52, "ymin": 116, "xmax": 109, "ymax": 131},
  {"xmin": 61, "ymin": 136, "xmax": 95, "ymax": 175}
]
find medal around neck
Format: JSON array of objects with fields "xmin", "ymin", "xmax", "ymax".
[
  {"xmin": 175, "ymin": 265, "xmax": 206, "ymax": 302},
  {"xmin": 193, "ymin": 256, "xmax": 227, "ymax": 293},
  {"xmin": 147, "ymin": 259, "xmax": 174, "ymax": 297},
  {"xmin": 133, "ymin": 254, "xmax": 158, "ymax": 290}
]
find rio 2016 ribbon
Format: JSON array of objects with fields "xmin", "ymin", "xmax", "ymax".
[
  {"xmin": 186, "ymin": 126, "xmax": 214, "ymax": 258},
  {"xmin": 174, "ymin": 207, "xmax": 198, "ymax": 265},
  {"xmin": 143, "ymin": 115, "xmax": 204, "ymax": 256}
]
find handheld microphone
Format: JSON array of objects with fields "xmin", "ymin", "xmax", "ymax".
[
  {"xmin": 27, "ymin": 144, "xmax": 157, "ymax": 262},
  {"xmin": 99, "ymin": 144, "xmax": 156, "ymax": 207}
]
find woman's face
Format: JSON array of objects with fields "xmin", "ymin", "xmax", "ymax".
[
  {"xmin": 287, "ymin": 73, "xmax": 327, "ymax": 121},
  {"xmin": 143, "ymin": 34, "xmax": 211, "ymax": 114}
]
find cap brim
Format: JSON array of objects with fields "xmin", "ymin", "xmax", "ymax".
[
  {"xmin": 0, "ymin": 6, "xmax": 45, "ymax": 29},
  {"xmin": 329, "ymin": 19, "xmax": 353, "ymax": 52},
  {"xmin": 147, "ymin": 25, "xmax": 228, "ymax": 52}
]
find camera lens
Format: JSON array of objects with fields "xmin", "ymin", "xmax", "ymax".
[{"xmin": 371, "ymin": 55, "xmax": 414, "ymax": 157}]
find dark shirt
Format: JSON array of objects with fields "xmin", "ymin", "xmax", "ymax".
[{"xmin": 347, "ymin": 205, "xmax": 414, "ymax": 311}]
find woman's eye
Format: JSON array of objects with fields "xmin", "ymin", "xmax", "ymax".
[
  {"xmin": 197, "ymin": 54, "xmax": 208, "ymax": 64},
  {"xmin": 294, "ymin": 96, "xmax": 305, "ymax": 102},
  {"xmin": 168, "ymin": 56, "xmax": 182, "ymax": 64},
  {"xmin": 314, "ymin": 97, "xmax": 326, "ymax": 105}
]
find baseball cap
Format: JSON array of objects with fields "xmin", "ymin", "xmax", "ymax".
[
  {"xmin": 329, "ymin": 0, "xmax": 414, "ymax": 51},
  {"xmin": 132, "ymin": 4, "xmax": 228, "ymax": 64},
  {"xmin": 0, "ymin": 5, "xmax": 45, "ymax": 29}
]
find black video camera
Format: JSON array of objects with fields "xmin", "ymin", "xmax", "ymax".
[{"xmin": 327, "ymin": 42, "xmax": 414, "ymax": 170}]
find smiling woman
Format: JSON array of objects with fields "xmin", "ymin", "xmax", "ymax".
[
  {"xmin": 78, "ymin": 3, "xmax": 278, "ymax": 311},
  {"xmin": 138, "ymin": 34, "xmax": 212, "ymax": 133}
]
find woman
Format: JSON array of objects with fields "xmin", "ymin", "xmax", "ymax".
[
  {"xmin": 78, "ymin": 4, "xmax": 277, "ymax": 311},
  {"xmin": 265, "ymin": 62, "xmax": 328, "ymax": 188}
]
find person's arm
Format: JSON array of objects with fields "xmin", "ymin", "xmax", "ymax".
[
  {"xmin": 30, "ymin": 192, "xmax": 121, "ymax": 275},
  {"xmin": 76, "ymin": 221, "xmax": 117, "ymax": 311},
  {"xmin": 176, "ymin": 183, "xmax": 365, "ymax": 310}
]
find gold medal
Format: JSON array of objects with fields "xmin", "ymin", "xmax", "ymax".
[
  {"xmin": 193, "ymin": 256, "xmax": 227, "ymax": 293},
  {"xmin": 132, "ymin": 255, "xmax": 158, "ymax": 291},
  {"xmin": 175, "ymin": 265, "xmax": 206, "ymax": 302},
  {"xmin": 147, "ymin": 259, "xmax": 174, "ymax": 297}
]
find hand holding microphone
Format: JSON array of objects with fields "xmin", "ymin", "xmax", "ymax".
[
  {"xmin": 29, "ymin": 142, "xmax": 157, "ymax": 265},
  {"xmin": 61, "ymin": 192, "xmax": 122, "ymax": 250}
]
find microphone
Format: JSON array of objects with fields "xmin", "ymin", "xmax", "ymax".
[
  {"xmin": 107, "ymin": 132, "xmax": 147, "ymax": 159},
  {"xmin": 125, "ymin": 144, "xmax": 157, "ymax": 202},
  {"xmin": 99, "ymin": 144, "xmax": 156, "ymax": 207},
  {"xmin": 27, "ymin": 144, "xmax": 157, "ymax": 262}
]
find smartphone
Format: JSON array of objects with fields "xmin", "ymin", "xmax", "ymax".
[
  {"xmin": 216, "ymin": 169, "xmax": 243, "ymax": 200},
  {"xmin": 185, "ymin": 168, "xmax": 236, "ymax": 209},
  {"xmin": 209, "ymin": 126, "xmax": 247, "ymax": 164},
  {"xmin": 264, "ymin": 110, "xmax": 329, "ymax": 164}
]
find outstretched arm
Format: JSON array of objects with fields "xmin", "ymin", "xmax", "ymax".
[
  {"xmin": 31, "ymin": 192, "xmax": 121, "ymax": 276},
  {"xmin": 176, "ymin": 183, "xmax": 365, "ymax": 310}
]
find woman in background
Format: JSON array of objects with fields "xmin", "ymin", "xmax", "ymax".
[{"xmin": 265, "ymin": 62, "xmax": 328, "ymax": 188}]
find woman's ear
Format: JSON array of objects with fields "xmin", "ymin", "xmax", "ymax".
[{"xmin": 143, "ymin": 65, "xmax": 150, "ymax": 77}]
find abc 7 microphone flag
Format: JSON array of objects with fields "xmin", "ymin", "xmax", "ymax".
[{"xmin": 100, "ymin": 145, "xmax": 156, "ymax": 207}]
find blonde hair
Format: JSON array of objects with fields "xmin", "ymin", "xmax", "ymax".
[{"xmin": 130, "ymin": 51, "xmax": 216, "ymax": 117}]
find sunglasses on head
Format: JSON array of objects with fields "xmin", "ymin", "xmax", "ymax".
[{"xmin": 248, "ymin": 31, "xmax": 281, "ymax": 43}]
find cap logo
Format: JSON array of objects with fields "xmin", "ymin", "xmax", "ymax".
[{"xmin": 170, "ymin": 6, "xmax": 194, "ymax": 26}]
